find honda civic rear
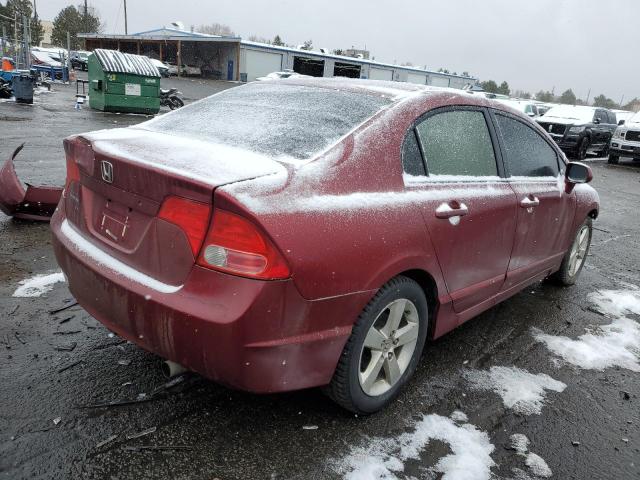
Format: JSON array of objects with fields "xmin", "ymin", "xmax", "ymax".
[{"xmin": 51, "ymin": 81, "xmax": 393, "ymax": 393}]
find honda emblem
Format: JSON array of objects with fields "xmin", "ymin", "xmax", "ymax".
[
  {"xmin": 101, "ymin": 161, "xmax": 113, "ymax": 183},
  {"xmin": 548, "ymin": 124, "xmax": 553, "ymax": 133}
]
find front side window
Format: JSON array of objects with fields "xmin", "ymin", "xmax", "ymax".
[
  {"xmin": 415, "ymin": 110, "xmax": 498, "ymax": 177},
  {"xmin": 495, "ymin": 113, "xmax": 559, "ymax": 177}
]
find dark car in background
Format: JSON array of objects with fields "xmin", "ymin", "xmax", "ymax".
[
  {"xmin": 536, "ymin": 105, "xmax": 617, "ymax": 160},
  {"xmin": 70, "ymin": 51, "xmax": 90, "ymax": 71}
]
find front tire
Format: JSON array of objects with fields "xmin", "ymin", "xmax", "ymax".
[
  {"xmin": 325, "ymin": 276, "xmax": 428, "ymax": 414},
  {"xmin": 552, "ymin": 218, "xmax": 592, "ymax": 286},
  {"xmin": 575, "ymin": 137, "xmax": 590, "ymax": 160},
  {"xmin": 608, "ymin": 153, "xmax": 619, "ymax": 164}
]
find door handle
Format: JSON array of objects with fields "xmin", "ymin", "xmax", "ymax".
[
  {"xmin": 520, "ymin": 196, "xmax": 540, "ymax": 208},
  {"xmin": 436, "ymin": 201, "xmax": 469, "ymax": 219}
]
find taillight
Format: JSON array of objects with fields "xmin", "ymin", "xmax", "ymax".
[
  {"xmin": 158, "ymin": 196, "xmax": 212, "ymax": 257},
  {"xmin": 63, "ymin": 155, "xmax": 80, "ymax": 198},
  {"xmin": 197, "ymin": 208, "xmax": 290, "ymax": 280}
]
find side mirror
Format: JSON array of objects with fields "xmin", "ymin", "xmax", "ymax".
[
  {"xmin": 618, "ymin": 119, "xmax": 626, "ymax": 126},
  {"xmin": 593, "ymin": 118, "xmax": 601, "ymax": 125},
  {"xmin": 566, "ymin": 161, "xmax": 593, "ymax": 185}
]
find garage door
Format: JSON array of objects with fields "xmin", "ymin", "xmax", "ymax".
[
  {"xmin": 245, "ymin": 49, "xmax": 283, "ymax": 81},
  {"xmin": 369, "ymin": 67, "xmax": 393, "ymax": 81},
  {"xmin": 429, "ymin": 76, "xmax": 451, "ymax": 87},
  {"xmin": 406, "ymin": 72, "xmax": 427, "ymax": 85}
]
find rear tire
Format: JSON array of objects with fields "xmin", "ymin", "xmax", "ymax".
[
  {"xmin": 551, "ymin": 218, "xmax": 592, "ymax": 286},
  {"xmin": 608, "ymin": 153, "xmax": 619, "ymax": 164},
  {"xmin": 169, "ymin": 96, "xmax": 184, "ymax": 109},
  {"xmin": 325, "ymin": 276, "xmax": 428, "ymax": 414}
]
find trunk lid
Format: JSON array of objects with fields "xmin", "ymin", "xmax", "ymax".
[{"xmin": 63, "ymin": 127, "xmax": 286, "ymax": 287}]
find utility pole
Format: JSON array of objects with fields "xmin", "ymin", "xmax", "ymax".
[
  {"xmin": 84, "ymin": 0, "xmax": 88, "ymax": 33},
  {"xmin": 13, "ymin": 11, "xmax": 17, "ymax": 62},
  {"xmin": 620, "ymin": 95, "xmax": 625, "ymax": 108},
  {"xmin": 585, "ymin": 88, "xmax": 591, "ymax": 105},
  {"xmin": 124, "ymin": 0, "xmax": 128, "ymax": 35}
]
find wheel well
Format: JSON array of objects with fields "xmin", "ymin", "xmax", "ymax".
[
  {"xmin": 588, "ymin": 208, "xmax": 598, "ymax": 219},
  {"xmin": 398, "ymin": 269, "xmax": 439, "ymax": 338}
]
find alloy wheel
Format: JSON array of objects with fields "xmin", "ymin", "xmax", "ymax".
[
  {"xmin": 358, "ymin": 298, "xmax": 420, "ymax": 396},
  {"xmin": 568, "ymin": 225, "xmax": 590, "ymax": 277}
]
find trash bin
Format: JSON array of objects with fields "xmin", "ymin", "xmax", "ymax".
[
  {"xmin": 12, "ymin": 74, "xmax": 34, "ymax": 104},
  {"xmin": 88, "ymin": 49, "xmax": 161, "ymax": 114}
]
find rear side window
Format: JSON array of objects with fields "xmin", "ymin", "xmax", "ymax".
[
  {"xmin": 495, "ymin": 114, "xmax": 559, "ymax": 177},
  {"xmin": 402, "ymin": 130, "xmax": 426, "ymax": 176},
  {"xmin": 415, "ymin": 110, "xmax": 498, "ymax": 177}
]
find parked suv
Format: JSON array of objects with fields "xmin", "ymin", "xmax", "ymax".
[
  {"xmin": 609, "ymin": 110, "xmax": 640, "ymax": 164},
  {"xmin": 536, "ymin": 105, "xmax": 617, "ymax": 160}
]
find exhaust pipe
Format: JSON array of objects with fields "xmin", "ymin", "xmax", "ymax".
[{"xmin": 162, "ymin": 360, "xmax": 188, "ymax": 378}]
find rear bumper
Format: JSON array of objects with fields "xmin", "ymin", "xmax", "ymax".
[{"xmin": 51, "ymin": 206, "xmax": 371, "ymax": 393}]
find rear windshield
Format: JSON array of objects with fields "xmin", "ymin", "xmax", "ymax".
[{"xmin": 142, "ymin": 83, "xmax": 392, "ymax": 162}]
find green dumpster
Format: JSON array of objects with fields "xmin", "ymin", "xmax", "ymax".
[{"xmin": 88, "ymin": 49, "xmax": 160, "ymax": 114}]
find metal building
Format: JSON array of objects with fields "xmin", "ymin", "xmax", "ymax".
[{"xmin": 80, "ymin": 28, "xmax": 476, "ymax": 88}]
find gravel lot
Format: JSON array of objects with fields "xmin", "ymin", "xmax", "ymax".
[{"xmin": 1, "ymin": 78, "xmax": 639, "ymax": 480}]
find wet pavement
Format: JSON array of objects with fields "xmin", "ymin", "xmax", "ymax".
[{"xmin": 1, "ymin": 80, "xmax": 639, "ymax": 479}]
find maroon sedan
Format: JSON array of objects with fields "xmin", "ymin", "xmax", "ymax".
[{"xmin": 51, "ymin": 78, "xmax": 599, "ymax": 413}]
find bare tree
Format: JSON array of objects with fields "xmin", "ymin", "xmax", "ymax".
[
  {"xmin": 196, "ymin": 23, "xmax": 235, "ymax": 36},
  {"xmin": 247, "ymin": 34, "xmax": 271, "ymax": 44}
]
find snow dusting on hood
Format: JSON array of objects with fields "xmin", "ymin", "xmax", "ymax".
[
  {"xmin": 464, "ymin": 366, "xmax": 566, "ymax": 415},
  {"xmin": 539, "ymin": 106, "xmax": 595, "ymax": 125},
  {"xmin": 332, "ymin": 411, "xmax": 495, "ymax": 480},
  {"xmin": 533, "ymin": 287, "xmax": 640, "ymax": 372},
  {"xmin": 81, "ymin": 127, "xmax": 288, "ymax": 187}
]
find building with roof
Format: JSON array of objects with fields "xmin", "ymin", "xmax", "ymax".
[{"xmin": 79, "ymin": 28, "xmax": 477, "ymax": 88}]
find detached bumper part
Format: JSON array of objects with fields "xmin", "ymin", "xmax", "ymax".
[{"xmin": 0, "ymin": 144, "xmax": 62, "ymax": 221}]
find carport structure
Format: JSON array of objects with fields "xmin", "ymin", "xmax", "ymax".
[{"xmin": 80, "ymin": 28, "xmax": 241, "ymax": 80}]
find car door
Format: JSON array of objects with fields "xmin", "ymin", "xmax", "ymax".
[
  {"xmin": 491, "ymin": 110, "xmax": 576, "ymax": 289},
  {"xmin": 593, "ymin": 109, "xmax": 609, "ymax": 147},
  {"xmin": 402, "ymin": 106, "xmax": 518, "ymax": 314},
  {"xmin": 603, "ymin": 110, "xmax": 617, "ymax": 144}
]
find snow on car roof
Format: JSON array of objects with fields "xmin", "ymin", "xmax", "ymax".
[{"xmin": 265, "ymin": 77, "xmax": 462, "ymax": 101}]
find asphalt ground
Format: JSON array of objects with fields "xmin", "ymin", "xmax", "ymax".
[{"xmin": 0, "ymin": 78, "xmax": 639, "ymax": 480}]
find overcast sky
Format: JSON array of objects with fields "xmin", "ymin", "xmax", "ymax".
[{"xmin": 37, "ymin": 0, "xmax": 638, "ymax": 103}]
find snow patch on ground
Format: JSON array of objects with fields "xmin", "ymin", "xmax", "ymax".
[
  {"xmin": 463, "ymin": 366, "xmax": 566, "ymax": 415},
  {"xmin": 334, "ymin": 412, "xmax": 495, "ymax": 480},
  {"xmin": 509, "ymin": 434, "xmax": 552, "ymax": 478},
  {"xmin": 12, "ymin": 271, "xmax": 65, "ymax": 297},
  {"xmin": 533, "ymin": 288, "xmax": 640, "ymax": 372}
]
